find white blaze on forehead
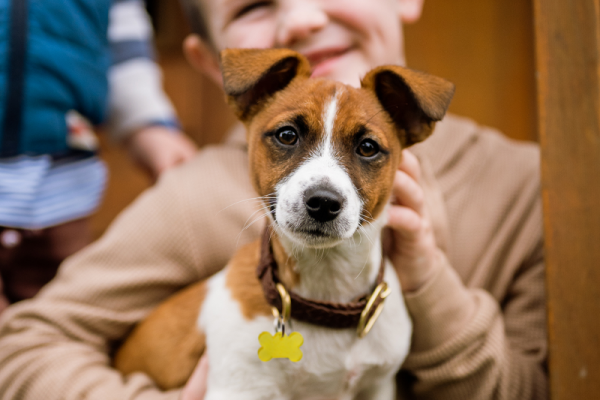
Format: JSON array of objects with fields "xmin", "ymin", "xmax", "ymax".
[{"xmin": 321, "ymin": 91, "xmax": 339, "ymax": 156}]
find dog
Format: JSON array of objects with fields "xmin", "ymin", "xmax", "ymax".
[{"xmin": 114, "ymin": 48, "xmax": 454, "ymax": 399}]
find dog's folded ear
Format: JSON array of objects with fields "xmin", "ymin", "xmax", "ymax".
[
  {"xmin": 361, "ymin": 66, "xmax": 455, "ymax": 147},
  {"xmin": 220, "ymin": 48, "xmax": 311, "ymax": 121}
]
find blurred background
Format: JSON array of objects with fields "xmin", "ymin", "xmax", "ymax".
[{"xmin": 91, "ymin": 0, "xmax": 537, "ymax": 238}]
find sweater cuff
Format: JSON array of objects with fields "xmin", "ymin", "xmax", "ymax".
[{"xmin": 403, "ymin": 253, "xmax": 476, "ymax": 352}]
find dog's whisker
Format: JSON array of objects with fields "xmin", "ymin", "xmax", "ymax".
[
  {"xmin": 354, "ymin": 259, "xmax": 369, "ymax": 280},
  {"xmin": 353, "ymin": 225, "xmax": 374, "ymax": 280},
  {"xmin": 359, "ymin": 212, "xmax": 376, "ymax": 232},
  {"xmin": 311, "ymin": 248, "xmax": 321, "ymax": 268},
  {"xmin": 360, "ymin": 209, "xmax": 374, "ymax": 223},
  {"xmin": 246, "ymin": 210, "xmax": 271, "ymax": 229},
  {"xmin": 354, "ymin": 241, "xmax": 368, "ymax": 279},
  {"xmin": 356, "ymin": 224, "xmax": 364, "ymax": 246},
  {"xmin": 357, "ymin": 221, "xmax": 375, "ymax": 248},
  {"xmin": 235, "ymin": 210, "xmax": 271, "ymax": 248},
  {"xmin": 365, "ymin": 108, "xmax": 385, "ymax": 125},
  {"xmin": 315, "ymin": 247, "xmax": 325, "ymax": 266},
  {"xmin": 218, "ymin": 195, "xmax": 272, "ymax": 214},
  {"xmin": 235, "ymin": 204, "xmax": 273, "ymax": 243},
  {"xmin": 268, "ymin": 224, "xmax": 278, "ymax": 243},
  {"xmin": 218, "ymin": 193, "xmax": 278, "ymax": 214},
  {"xmin": 241, "ymin": 205, "xmax": 272, "ymax": 231}
]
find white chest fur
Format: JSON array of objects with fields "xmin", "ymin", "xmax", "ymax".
[{"xmin": 198, "ymin": 262, "xmax": 412, "ymax": 400}]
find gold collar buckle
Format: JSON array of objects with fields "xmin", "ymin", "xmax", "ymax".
[{"xmin": 357, "ymin": 282, "xmax": 391, "ymax": 338}]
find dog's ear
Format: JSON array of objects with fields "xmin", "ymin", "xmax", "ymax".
[
  {"xmin": 220, "ymin": 48, "xmax": 311, "ymax": 121},
  {"xmin": 361, "ymin": 66, "xmax": 455, "ymax": 147}
]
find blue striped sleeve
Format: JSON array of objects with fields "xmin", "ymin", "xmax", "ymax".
[
  {"xmin": 110, "ymin": 39, "xmax": 155, "ymax": 65},
  {"xmin": 106, "ymin": 0, "xmax": 180, "ymax": 138},
  {"xmin": 0, "ymin": 155, "xmax": 107, "ymax": 229},
  {"xmin": 108, "ymin": 0, "xmax": 155, "ymax": 65}
]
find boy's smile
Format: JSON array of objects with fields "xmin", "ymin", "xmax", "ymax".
[{"xmin": 197, "ymin": 0, "xmax": 422, "ymax": 87}]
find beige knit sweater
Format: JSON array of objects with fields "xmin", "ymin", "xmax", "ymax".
[{"xmin": 0, "ymin": 114, "xmax": 547, "ymax": 400}]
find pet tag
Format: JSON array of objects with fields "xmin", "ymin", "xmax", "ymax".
[
  {"xmin": 258, "ymin": 283, "xmax": 303, "ymax": 362},
  {"xmin": 258, "ymin": 331, "xmax": 303, "ymax": 362}
]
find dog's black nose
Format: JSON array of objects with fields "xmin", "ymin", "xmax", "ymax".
[{"xmin": 304, "ymin": 187, "xmax": 344, "ymax": 222}]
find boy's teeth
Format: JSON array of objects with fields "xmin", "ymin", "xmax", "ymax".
[{"xmin": 310, "ymin": 50, "xmax": 343, "ymax": 66}]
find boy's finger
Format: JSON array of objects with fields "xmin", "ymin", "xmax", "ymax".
[
  {"xmin": 391, "ymin": 170, "xmax": 424, "ymax": 214},
  {"xmin": 387, "ymin": 205, "xmax": 422, "ymax": 239},
  {"xmin": 182, "ymin": 354, "xmax": 209, "ymax": 400},
  {"xmin": 399, "ymin": 150, "xmax": 421, "ymax": 183}
]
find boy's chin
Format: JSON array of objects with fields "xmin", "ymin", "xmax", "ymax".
[
  {"xmin": 311, "ymin": 58, "xmax": 366, "ymax": 88},
  {"xmin": 316, "ymin": 69, "xmax": 363, "ymax": 88}
]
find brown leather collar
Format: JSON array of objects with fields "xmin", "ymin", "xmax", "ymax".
[{"xmin": 256, "ymin": 226, "xmax": 386, "ymax": 329}]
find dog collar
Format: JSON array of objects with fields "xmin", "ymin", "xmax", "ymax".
[{"xmin": 256, "ymin": 225, "xmax": 389, "ymax": 336}]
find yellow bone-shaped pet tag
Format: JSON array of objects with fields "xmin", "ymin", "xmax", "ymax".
[{"xmin": 258, "ymin": 331, "xmax": 303, "ymax": 362}]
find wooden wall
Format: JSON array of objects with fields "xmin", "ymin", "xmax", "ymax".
[
  {"xmin": 534, "ymin": 0, "xmax": 600, "ymax": 398},
  {"xmin": 91, "ymin": 0, "xmax": 537, "ymax": 236},
  {"xmin": 405, "ymin": 0, "xmax": 537, "ymax": 142}
]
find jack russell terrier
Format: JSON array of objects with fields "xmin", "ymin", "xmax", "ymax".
[{"xmin": 115, "ymin": 48, "xmax": 454, "ymax": 400}]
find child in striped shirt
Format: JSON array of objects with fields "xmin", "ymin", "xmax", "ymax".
[{"xmin": 0, "ymin": 0, "xmax": 197, "ymax": 311}]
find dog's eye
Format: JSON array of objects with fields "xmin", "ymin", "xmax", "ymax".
[
  {"xmin": 276, "ymin": 127, "xmax": 298, "ymax": 146},
  {"xmin": 357, "ymin": 139, "xmax": 379, "ymax": 158}
]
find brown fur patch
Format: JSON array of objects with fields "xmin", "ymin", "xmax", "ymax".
[
  {"xmin": 271, "ymin": 235, "xmax": 300, "ymax": 289},
  {"xmin": 114, "ymin": 282, "xmax": 207, "ymax": 390},
  {"xmin": 225, "ymin": 240, "xmax": 273, "ymax": 319},
  {"xmin": 221, "ymin": 48, "xmax": 312, "ymax": 121}
]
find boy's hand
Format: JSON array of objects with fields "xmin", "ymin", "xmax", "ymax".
[
  {"xmin": 387, "ymin": 150, "xmax": 444, "ymax": 293},
  {"xmin": 181, "ymin": 355, "xmax": 208, "ymax": 400},
  {"xmin": 125, "ymin": 126, "xmax": 197, "ymax": 181}
]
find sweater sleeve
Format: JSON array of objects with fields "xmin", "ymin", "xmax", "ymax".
[
  {"xmin": 105, "ymin": 0, "xmax": 179, "ymax": 140},
  {"xmin": 400, "ymin": 251, "xmax": 547, "ymax": 400},
  {"xmin": 400, "ymin": 123, "xmax": 548, "ymax": 399},
  {"xmin": 0, "ymin": 146, "xmax": 260, "ymax": 399}
]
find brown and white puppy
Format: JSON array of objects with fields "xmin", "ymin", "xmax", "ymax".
[{"xmin": 115, "ymin": 48, "xmax": 454, "ymax": 400}]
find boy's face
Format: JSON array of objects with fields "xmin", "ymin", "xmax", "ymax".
[{"xmin": 194, "ymin": 0, "xmax": 423, "ymax": 87}]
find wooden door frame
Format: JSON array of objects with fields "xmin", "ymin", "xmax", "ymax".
[{"xmin": 533, "ymin": 1, "xmax": 600, "ymax": 398}]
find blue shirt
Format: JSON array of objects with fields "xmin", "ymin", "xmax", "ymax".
[{"xmin": 0, "ymin": 0, "xmax": 179, "ymax": 229}]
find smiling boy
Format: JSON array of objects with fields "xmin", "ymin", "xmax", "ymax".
[{"xmin": 0, "ymin": 0, "xmax": 547, "ymax": 399}]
